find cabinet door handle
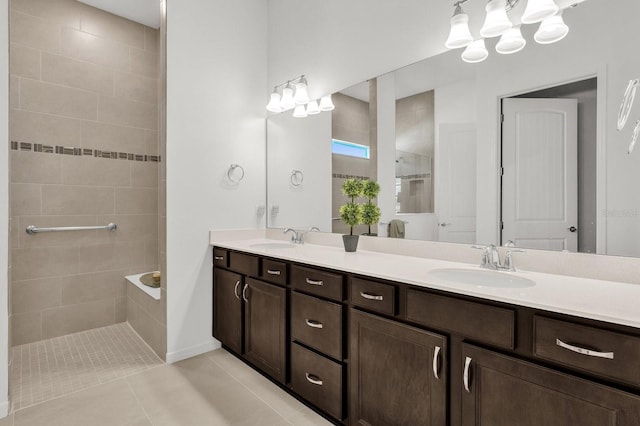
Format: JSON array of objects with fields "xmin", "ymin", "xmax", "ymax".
[
  {"xmin": 214, "ymin": 256, "xmax": 224, "ymax": 261},
  {"xmin": 267, "ymin": 269, "xmax": 281, "ymax": 276},
  {"xmin": 242, "ymin": 283, "xmax": 249, "ymax": 302},
  {"xmin": 463, "ymin": 356, "xmax": 472, "ymax": 393},
  {"xmin": 305, "ymin": 278, "xmax": 323, "ymax": 286},
  {"xmin": 234, "ymin": 280, "xmax": 241, "ymax": 300},
  {"xmin": 305, "ymin": 319, "xmax": 323, "ymax": 329},
  {"xmin": 360, "ymin": 291, "xmax": 383, "ymax": 301},
  {"xmin": 556, "ymin": 338, "xmax": 614, "ymax": 359},
  {"xmin": 305, "ymin": 373, "xmax": 323, "ymax": 386},
  {"xmin": 432, "ymin": 346, "xmax": 441, "ymax": 380}
]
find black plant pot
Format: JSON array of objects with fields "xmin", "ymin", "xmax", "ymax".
[{"xmin": 342, "ymin": 234, "xmax": 359, "ymax": 252}]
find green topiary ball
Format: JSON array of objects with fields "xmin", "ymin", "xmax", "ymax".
[
  {"xmin": 362, "ymin": 180, "xmax": 380, "ymax": 199},
  {"xmin": 342, "ymin": 178, "xmax": 364, "ymax": 198}
]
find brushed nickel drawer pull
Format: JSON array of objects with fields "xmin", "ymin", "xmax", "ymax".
[
  {"xmin": 234, "ymin": 280, "xmax": 241, "ymax": 300},
  {"xmin": 267, "ymin": 269, "xmax": 281, "ymax": 276},
  {"xmin": 556, "ymin": 338, "xmax": 615, "ymax": 359},
  {"xmin": 360, "ymin": 291, "xmax": 383, "ymax": 301},
  {"xmin": 214, "ymin": 256, "xmax": 224, "ymax": 261},
  {"xmin": 463, "ymin": 356, "xmax": 472, "ymax": 393},
  {"xmin": 433, "ymin": 346, "xmax": 441, "ymax": 380},
  {"xmin": 305, "ymin": 319, "xmax": 324, "ymax": 329},
  {"xmin": 242, "ymin": 283, "xmax": 249, "ymax": 303},
  {"xmin": 306, "ymin": 278, "xmax": 324, "ymax": 286},
  {"xmin": 305, "ymin": 373, "xmax": 323, "ymax": 386}
]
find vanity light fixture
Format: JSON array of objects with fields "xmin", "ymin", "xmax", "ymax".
[
  {"xmin": 319, "ymin": 95, "xmax": 335, "ymax": 111},
  {"xmin": 280, "ymin": 82, "xmax": 296, "ymax": 110},
  {"xmin": 306, "ymin": 100, "xmax": 320, "ymax": 115},
  {"xmin": 266, "ymin": 75, "xmax": 335, "ymax": 118},
  {"xmin": 445, "ymin": 0, "xmax": 568, "ymax": 63},
  {"xmin": 266, "ymin": 87, "xmax": 283, "ymax": 113},
  {"xmin": 293, "ymin": 76, "xmax": 310, "ymax": 105},
  {"xmin": 293, "ymin": 104, "xmax": 308, "ymax": 118}
]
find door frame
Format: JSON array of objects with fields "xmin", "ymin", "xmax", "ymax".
[{"xmin": 497, "ymin": 71, "xmax": 606, "ymax": 253}]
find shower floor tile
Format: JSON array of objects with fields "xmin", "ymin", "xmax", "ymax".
[{"xmin": 9, "ymin": 323, "xmax": 163, "ymax": 412}]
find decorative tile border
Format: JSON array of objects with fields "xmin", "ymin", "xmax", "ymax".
[
  {"xmin": 332, "ymin": 173, "xmax": 371, "ymax": 180},
  {"xmin": 10, "ymin": 141, "xmax": 161, "ymax": 163},
  {"xmin": 398, "ymin": 173, "xmax": 430, "ymax": 179}
]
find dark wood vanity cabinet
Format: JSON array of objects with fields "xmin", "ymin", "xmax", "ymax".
[{"xmin": 213, "ymin": 267, "xmax": 243, "ymax": 354}]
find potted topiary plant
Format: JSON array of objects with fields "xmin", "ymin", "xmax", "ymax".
[
  {"xmin": 361, "ymin": 179, "xmax": 381, "ymax": 236},
  {"xmin": 339, "ymin": 178, "xmax": 363, "ymax": 252}
]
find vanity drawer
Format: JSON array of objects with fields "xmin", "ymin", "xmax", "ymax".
[
  {"xmin": 228, "ymin": 251, "xmax": 259, "ymax": 276},
  {"xmin": 290, "ymin": 265, "xmax": 344, "ymax": 302},
  {"xmin": 291, "ymin": 291, "xmax": 343, "ymax": 360},
  {"xmin": 406, "ymin": 289, "xmax": 515, "ymax": 350},
  {"xmin": 533, "ymin": 316, "xmax": 640, "ymax": 387},
  {"xmin": 260, "ymin": 258, "xmax": 287, "ymax": 286},
  {"xmin": 213, "ymin": 247, "xmax": 228, "ymax": 268},
  {"xmin": 350, "ymin": 277, "xmax": 396, "ymax": 316},
  {"xmin": 291, "ymin": 342, "xmax": 344, "ymax": 420}
]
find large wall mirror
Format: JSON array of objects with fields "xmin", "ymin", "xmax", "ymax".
[{"xmin": 266, "ymin": 0, "xmax": 640, "ymax": 258}]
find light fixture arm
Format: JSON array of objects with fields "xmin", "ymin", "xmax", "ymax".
[{"xmin": 271, "ymin": 75, "xmax": 306, "ymax": 91}]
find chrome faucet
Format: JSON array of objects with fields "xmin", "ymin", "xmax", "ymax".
[
  {"xmin": 283, "ymin": 228, "xmax": 304, "ymax": 244},
  {"xmin": 472, "ymin": 244, "xmax": 525, "ymax": 271}
]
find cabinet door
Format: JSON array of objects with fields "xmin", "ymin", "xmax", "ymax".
[
  {"xmin": 461, "ymin": 343, "xmax": 640, "ymax": 426},
  {"xmin": 213, "ymin": 268, "xmax": 243, "ymax": 354},
  {"xmin": 350, "ymin": 309, "xmax": 447, "ymax": 426},
  {"xmin": 244, "ymin": 278, "xmax": 287, "ymax": 383}
]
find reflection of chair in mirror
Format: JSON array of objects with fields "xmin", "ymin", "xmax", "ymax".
[{"xmin": 388, "ymin": 219, "xmax": 406, "ymax": 238}]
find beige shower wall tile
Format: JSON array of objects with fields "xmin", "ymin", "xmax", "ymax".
[
  {"xmin": 10, "ymin": 215, "xmax": 21, "ymax": 249},
  {"xmin": 11, "ymin": 183, "xmax": 41, "ymax": 216},
  {"xmin": 98, "ymin": 95, "xmax": 157, "ymax": 130},
  {"xmin": 116, "ymin": 296, "xmax": 127, "ymax": 322},
  {"xmin": 20, "ymin": 79, "xmax": 98, "ymax": 120},
  {"xmin": 42, "ymin": 298, "xmax": 115, "ymax": 339},
  {"xmin": 10, "ymin": 0, "xmax": 82, "ymax": 29},
  {"xmin": 10, "ymin": 43, "xmax": 40, "ymax": 79},
  {"xmin": 144, "ymin": 239, "xmax": 158, "ymax": 268},
  {"xmin": 62, "ymin": 27, "xmax": 129, "ymax": 71},
  {"xmin": 128, "ymin": 299, "xmax": 164, "ymax": 358},
  {"xmin": 10, "ymin": 109, "xmax": 82, "ymax": 147},
  {"xmin": 114, "ymin": 71, "xmax": 157, "ymax": 104},
  {"xmin": 10, "ymin": 76, "xmax": 19, "ymax": 109},
  {"xmin": 10, "ymin": 151, "xmax": 61, "ymax": 184},
  {"xmin": 131, "ymin": 162, "xmax": 157, "ymax": 187},
  {"xmin": 78, "ymin": 241, "xmax": 145, "ymax": 273},
  {"xmin": 12, "ymin": 311, "xmax": 41, "ymax": 345},
  {"xmin": 42, "ymin": 52, "xmax": 114, "ymax": 95},
  {"xmin": 42, "ymin": 185, "xmax": 114, "ymax": 215},
  {"xmin": 116, "ymin": 187, "xmax": 157, "ymax": 214},
  {"xmin": 130, "ymin": 48, "xmax": 157, "ymax": 79},
  {"xmin": 80, "ymin": 6, "xmax": 144, "ymax": 49},
  {"xmin": 61, "ymin": 155, "xmax": 130, "ymax": 186},
  {"xmin": 10, "ymin": 11, "xmax": 61, "ymax": 53},
  {"xmin": 12, "ymin": 245, "xmax": 79, "ymax": 281},
  {"xmin": 81, "ymin": 120, "xmax": 146, "ymax": 153},
  {"xmin": 144, "ymin": 27, "xmax": 158, "ymax": 53},
  {"xmin": 12, "ymin": 277, "xmax": 61, "ymax": 314},
  {"xmin": 19, "ymin": 215, "xmax": 98, "ymax": 248},
  {"xmin": 145, "ymin": 130, "xmax": 158, "ymax": 156},
  {"xmin": 61, "ymin": 270, "xmax": 126, "ymax": 305},
  {"xmin": 96, "ymin": 214, "xmax": 158, "ymax": 243}
]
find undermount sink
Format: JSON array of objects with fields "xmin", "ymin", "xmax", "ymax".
[
  {"xmin": 249, "ymin": 242, "xmax": 295, "ymax": 250},
  {"xmin": 428, "ymin": 268, "xmax": 535, "ymax": 288}
]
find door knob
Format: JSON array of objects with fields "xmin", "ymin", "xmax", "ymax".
[{"xmin": 568, "ymin": 226, "xmax": 577, "ymax": 233}]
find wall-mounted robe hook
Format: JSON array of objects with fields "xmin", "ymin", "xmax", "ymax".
[{"xmin": 227, "ymin": 164, "xmax": 245, "ymax": 182}]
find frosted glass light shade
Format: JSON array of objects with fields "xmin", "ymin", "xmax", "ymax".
[
  {"xmin": 293, "ymin": 105, "xmax": 308, "ymax": 118},
  {"xmin": 534, "ymin": 12, "xmax": 568, "ymax": 44},
  {"xmin": 280, "ymin": 84, "xmax": 295, "ymax": 110},
  {"xmin": 319, "ymin": 95, "xmax": 335, "ymax": 111},
  {"xmin": 496, "ymin": 26, "xmax": 526, "ymax": 54},
  {"xmin": 480, "ymin": 0, "xmax": 512, "ymax": 38},
  {"xmin": 294, "ymin": 79, "xmax": 310, "ymax": 105},
  {"xmin": 461, "ymin": 39, "xmax": 489, "ymax": 63},
  {"xmin": 306, "ymin": 100, "xmax": 320, "ymax": 115},
  {"xmin": 266, "ymin": 92, "xmax": 282, "ymax": 113},
  {"xmin": 445, "ymin": 9, "xmax": 473, "ymax": 49},
  {"xmin": 521, "ymin": 0, "xmax": 559, "ymax": 24}
]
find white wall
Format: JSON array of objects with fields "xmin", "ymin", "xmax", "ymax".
[
  {"xmin": 166, "ymin": 0, "xmax": 267, "ymax": 362},
  {"xmin": 267, "ymin": 112, "xmax": 332, "ymax": 231},
  {"xmin": 0, "ymin": 0, "xmax": 8, "ymax": 416}
]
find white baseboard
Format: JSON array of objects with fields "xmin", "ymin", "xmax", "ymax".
[
  {"xmin": 165, "ymin": 339, "xmax": 221, "ymax": 364},
  {"xmin": 0, "ymin": 399, "xmax": 9, "ymax": 418}
]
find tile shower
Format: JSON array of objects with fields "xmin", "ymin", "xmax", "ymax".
[{"xmin": 8, "ymin": 0, "xmax": 167, "ymax": 410}]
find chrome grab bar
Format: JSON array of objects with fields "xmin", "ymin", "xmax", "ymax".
[{"xmin": 26, "ymin": 223, "xmax": 117, "ymax": 235}]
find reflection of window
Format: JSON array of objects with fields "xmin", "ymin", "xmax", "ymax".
[{"xmin": 332, "ymin": 139, "xmax": 370, "ymax": 159}]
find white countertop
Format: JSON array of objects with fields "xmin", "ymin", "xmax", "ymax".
[{"xmin": 211, "ymin": 237, "xmax": 640, "ymax": 329}]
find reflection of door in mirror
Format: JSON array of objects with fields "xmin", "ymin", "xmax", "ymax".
[
  {"xmin": 331, "ymin": 81, "xmax": 378, "ymax": 235},
  {"xmin": 501, "ymin": 78, "xmax": 597, "ymax": 253}
]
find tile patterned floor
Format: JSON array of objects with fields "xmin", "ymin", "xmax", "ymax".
[{"xmin": 9, "ymin": 323, "xmax": 163, "ymax": 411}]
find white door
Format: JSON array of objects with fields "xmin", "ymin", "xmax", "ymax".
[
  {"xmin": 502, "ymin": 98, "xmax": 578, "ymax": 251},
  {"xmin": 436, "ymin": 123, "xmax": 477, "ymax": 243}
]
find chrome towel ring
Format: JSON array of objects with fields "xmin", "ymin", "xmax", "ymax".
[
  {"xmin": 227, "ymin": 164, "xmax": 245, "ymax": 182},
  {"xmin": 290, "ymin": 169, "xmax": 304, "ymax": 186}
]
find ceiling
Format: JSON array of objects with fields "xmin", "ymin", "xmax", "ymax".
[{"xmin": 77, "ymin": 0, "xmax": 160, "ymax": 29}]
